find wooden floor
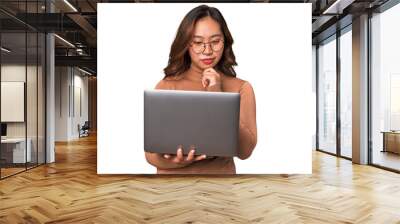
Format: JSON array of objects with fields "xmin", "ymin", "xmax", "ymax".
[
  {"xmin": 373, "ymin": 150, "xmax": 400, "ymax": 171},
  {"xmin": 1, "ymin": 163, "xmax": 44, "ymax": 178},
  {"xmin": 1, "ymin": 134, "xmax": 400, "ymax": 223},
  {"xmin": 0, "ymin": 167, "xmax": 26, "ymax": 178}
]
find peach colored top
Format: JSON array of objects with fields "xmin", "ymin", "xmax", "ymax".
[{"xmin": 147, "ymin": 68, "xmax": 257, "ymax": 174}]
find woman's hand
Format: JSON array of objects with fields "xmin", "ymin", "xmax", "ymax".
[
  {"xmin": 162, "ymin": 145, "xmax": 207, "ymax": 167},
  {"xmin": 202, "ymin": 68, "xmax": 221, "ymax": 88}
]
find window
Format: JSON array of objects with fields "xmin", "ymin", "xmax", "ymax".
[
  {"xmin": 339, "ymin": 28, "xmax": 352, "ymax": 158},
  {"xmin": 318, "ymin": 36, "xmax": 337, "ymax": 154},
  {"xmin": 370, "ymin": 2, "xmax": 400, "ymax": 171},
  {"xmin": 0, "ymin": 1, "xmax": 46, "ymax": 179}
]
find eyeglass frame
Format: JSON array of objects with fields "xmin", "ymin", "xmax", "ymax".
[{"xmin": 189, "ymin": 39, "xmax": 225, "ymax": 54}]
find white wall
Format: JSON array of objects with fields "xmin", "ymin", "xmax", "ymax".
[
  {"xmin": 73, "ymin": 73, "xmax": 89, "ymax": 137},
  {"xmin": 55, "ymin": 67, "xmax": 89, "ymax": 141},
  {"xmin": 1, "ymin": 64, "xmax": 46, "ymax": 163},
  {"xmin": 98, "ymin": 3, "xmax": 312, "ymax": 174},
  {"xmin": 1, "ymin": 65, "xmax": 39, "ymax": 138},
  {"xmin": 55, "ymin": 66, "xmax": 68, "ymax": 141},
  {"xmin": 312, "ymin": 45, "xmax": 317, "ymax": 150}
]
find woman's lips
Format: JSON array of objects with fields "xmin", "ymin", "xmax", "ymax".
[{"xmin": 201, "ymin": 58, "xmax": 215, "ymax": 65}]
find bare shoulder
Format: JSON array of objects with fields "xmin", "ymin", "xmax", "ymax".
[
  {"xmin": 155, "ymin": 75, "xmax": 183, "ymax": 89},
  {"xmin": 164, "ymin": 74, "xmax": 184, "ymax": 81},
  {"xmin": 220, "ymin": 74, "xmax": 253, "ymax": 92}
]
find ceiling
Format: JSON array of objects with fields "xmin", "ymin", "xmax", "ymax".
[{"xmin": 0, "ymin": 0, "xmax": 393, "ymax": 75}]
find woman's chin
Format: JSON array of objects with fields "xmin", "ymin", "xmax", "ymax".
[{"xmin": 200, "ymin": 64, "xmax": 215, "ymax": 70}]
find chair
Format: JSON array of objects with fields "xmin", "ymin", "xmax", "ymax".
[{"xmin": 79, "ymin": 121, "xmax": 90, "ymax": 138}]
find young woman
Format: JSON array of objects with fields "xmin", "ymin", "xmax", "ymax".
[{"xmin": 145, "ymin": 5, "xmax": 257, "ymax": 174}]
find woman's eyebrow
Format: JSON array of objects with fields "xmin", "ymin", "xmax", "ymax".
[
  {"xmin": 193, "ymin": 34, "xmax": 223, "ymax": 39},
  {"xmin": 210, "ymin": 34, "xmax": 223, "ymax": 38}
]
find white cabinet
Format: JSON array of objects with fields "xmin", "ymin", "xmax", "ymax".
[{"xmin": 1, "ymin": 138, "xmax": 32, "ymax": 163}]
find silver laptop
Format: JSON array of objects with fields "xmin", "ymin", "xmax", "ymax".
[{"xmin": 144, "ymin": 89, "xmax": 240, "ymax": 157}]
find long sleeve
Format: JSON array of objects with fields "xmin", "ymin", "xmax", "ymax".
[
  {"xmin": 237, "ymin": 81, "xmax": 257, "ymax": 160},
  {"xmin": 206, "ymin": 80, "xmax": 257, "ymax": 159}
]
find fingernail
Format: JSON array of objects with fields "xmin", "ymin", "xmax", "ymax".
[
  {"xmin": 191, "ymin": 149, "xmax": 195, "ymax": 154},
  {"xmin": 203, "ymin": 155, "xmax": 207, "ymax": 159}
]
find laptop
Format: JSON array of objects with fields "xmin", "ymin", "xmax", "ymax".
[{"xmin": 144, "ymin": 89, "xmax": 240, "ymax": 157}]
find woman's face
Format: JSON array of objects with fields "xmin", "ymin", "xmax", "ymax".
[{"xmin": 188, "ymin": 16, "xmax": 224, "ymax": 71}]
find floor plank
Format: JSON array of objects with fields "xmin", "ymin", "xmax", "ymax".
[{"xmin": 1, "ymin": 134, "xmax": 400, "ymax": 223}]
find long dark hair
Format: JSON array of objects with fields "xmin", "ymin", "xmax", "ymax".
[{"xmin": 163, "ymin": 5, "xmax": 237, "ymax": 78}]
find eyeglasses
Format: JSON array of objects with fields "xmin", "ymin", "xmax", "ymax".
[{"xmin": 190, "ymin": 39, "xmax": 224, "ymax": 54}]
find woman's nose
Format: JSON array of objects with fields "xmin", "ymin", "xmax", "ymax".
[{"xmin": 203, "ymin": 44, "xmax": 213, "ymax": 55}]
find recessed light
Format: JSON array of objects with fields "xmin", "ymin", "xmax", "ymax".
[
  {"xmin": 63, "ymin": 0, "xmax": 78, "ymax": 12},
  {"xmin": 1, "ymin": 47, "xmax": 11, "ymax": 53},
  {"xmin": 77, "ymin": 67, "xmax": 93, "ymax": 76},
  {"xmin": 54, "ymin": 34, "xmax": 75, "ymax": 48},
  {"xmin": 322, "ymin": 0, "xmax": 355, "ymax": 15}
]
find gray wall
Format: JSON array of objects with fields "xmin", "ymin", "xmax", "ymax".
[{"xmin": 55, "ymin": 66, "xmax": 89, "ymax": 141}]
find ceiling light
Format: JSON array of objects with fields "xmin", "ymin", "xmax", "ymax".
[
  {"xmin": 63, "ymin": 0, "xmax": 78, "ymax": 12},
  {"xmin": 323, "ymin": 0, "xmax": 355, "ymax": 15},
  {"xmin": 78, "ymin": 67, "xmax": 93, "ymax": 76},
  {"xmin": 54, "ymin": 34, "xmax": 75, "ymax": 48},
  {"xmin": 1, "ymin": 47, "xmax": 11, "ymax": 53}
]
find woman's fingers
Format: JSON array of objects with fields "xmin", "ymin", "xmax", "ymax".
[
  {"xmin": 204, "ymin": 68, "xmax": 215, "ymax": 73},
  {"xmin": 194, "ymin": 154, "xmax": 207, "ymax": 161},
  {"xmin": 202, "ymin": 68, "xmax": 220, "ymax": 88},
  {"xmin": 203, "ymin": 69, "xmax": 214, "ymax": 78},
  {"xmin": 165, "ymin": 145, "xmax": 204, "ymax": 164},
  {"xmin": 176, "ymin": 146, "xmax": 184, "ymax": 162},
  {"xmin": 202, "ymin": 74, "xmax": 213, "ymax": 87},
  {"xmin": 185, "ymin": 146, "xmax": 196, "ymax": 161},
  {"xmin": 204, "ymin": 68, "xmax": 218, "ymax": 76},
  {"xmin": 202, "ymin": 77, "xmax": 207, "ymax": 87}
]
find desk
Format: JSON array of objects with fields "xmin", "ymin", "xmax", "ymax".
[
  {"xmin": 381, "ymin": 131, "xmax": 400, "ymax": 154},
  {"xmin": 1, "ymin": 138, "xmax": 31, "ymax": 163}
]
